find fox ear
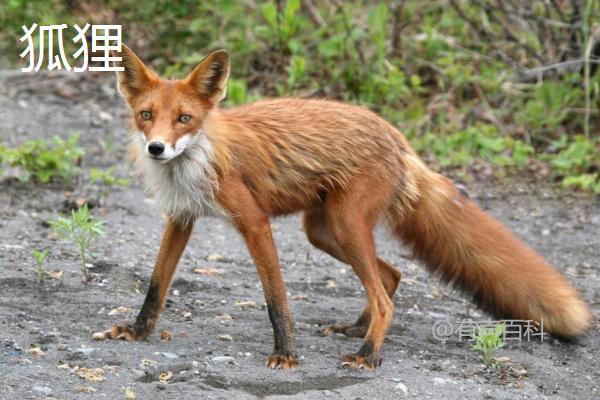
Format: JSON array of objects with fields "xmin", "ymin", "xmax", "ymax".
[
  {"xmin": 114, "ymin": 45, "xmax": 156, "ymax": 100},
  {"xmin": 185, "ymin": 50, "xmax": 230, "ymax": 104}
]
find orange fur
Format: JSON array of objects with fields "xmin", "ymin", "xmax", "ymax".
[{"xmin": 105, "ymin": 46, "xmax": 593, "ymax": 370}]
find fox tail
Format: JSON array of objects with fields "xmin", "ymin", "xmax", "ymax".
[{"xmin": 389, "ymin": 156, "xmax": 593, "ymax": 337}]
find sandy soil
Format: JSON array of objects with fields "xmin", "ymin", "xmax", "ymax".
[{"xmin": 0, "ymin": 71, "xmax": 598, "ymax": 400}]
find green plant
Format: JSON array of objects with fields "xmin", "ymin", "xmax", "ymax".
[
  {"xmin": 89, "ymin": 168, "xmax": 129, "ymax": 187},
  {"xmin": 32, "ymin": 249, "xmax": 49, "ymax": 283},
  {"xmin": 472, "ymin": 323, "xmax": 505, "ymax": 368},
  {"xmin": 414, "ymin": 124, "xmax": 534, "ymax": 169},
  {"xmin": 549, "ymin": 135, "xmax": 600, "ymax": 192},
  {"xmin": 3, "ymin": 134, "xmax": 83, "ymax": 184},
  {"xmin": 90, "ymin": 167, "xmax": 129, "ymax": 205},
  {"xmin": 50, "ymin": 205, "xmax": 105, "ymax": 284}
]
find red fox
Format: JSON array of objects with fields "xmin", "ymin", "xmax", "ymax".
[{"xmin": 98, "ymin": 45, "xmax": 593, "ymax": 369}]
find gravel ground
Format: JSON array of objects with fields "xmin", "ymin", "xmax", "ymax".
[{"xmin": 0, "ymin": 71, "xmax": 598, "ymax": 399}]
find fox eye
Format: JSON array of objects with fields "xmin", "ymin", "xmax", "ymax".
[
  {"xmin": 178, "ymin": 114, "xmax": 192, "ymax": 123},
  {"xmin": 140, "ymin": 111, "xmax": 152, "ymax": 120}
]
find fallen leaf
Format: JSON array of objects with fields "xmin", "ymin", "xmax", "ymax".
[
  {"xmin": 0, "ymin": 244, "xmax": 25, "ymax": 251},
  {"xmin": 206, "ymin": 253, "xmax": 224, "ymax": 262},
  {"xmin": 218, "ymin": 334, "xmax": 233, "ymax": 342},
  {"xmin": 74, "ymin": 386, "xmax": 96, "ymax": 393},
  {"xmin": 124, "ymin": 387, "xmax": 137, "ymax": 400},
  {"xmin": 108, "ymin": 306, "xmax": 129, "ymax": 316},
  {"xmin": 290, "ymin": 294, "xmax": 307, "ymax": 301},
  {"xmin": 105, "ymin": 365, "xmax": 119, "ymax": 375},
  {"xmin": 215, "ymin": 313, "xmax": 232, "ymax": 321},
  {"xmin": 26, "ymin": 347, "xmax": 45, "ymax": 357},
  {"xmin": 192, "ymin": 268, "xmax": 224, "ymax": 276},
  {"xmin": 140, "ymin": 359, "xmax": 158, "ymax": 368},
  {"xmin": 47, "ymin": 270, "xmax": 64, "ymax": 280},
  {"xmin": 160, "ymin": 330, "xmax": 172, "ymax": 341},
  {"xmin": 159, "ymin": 371, "xmax": 173, "ymax": 383},
  {"xmin": 77, "ymin": 367, "xmax": 105, "ymax": 382},
  {"xmin": 235, "ymin": 301, "xmax": 256, "ymax": 310}
]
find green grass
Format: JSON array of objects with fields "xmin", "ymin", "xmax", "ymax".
[{"xmin": 0, "ymin": 1, "xmax": 598, "ymax": 193}]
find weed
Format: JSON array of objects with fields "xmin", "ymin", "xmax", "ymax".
[
  {"xmin": 50, "ymin": 205, "xmax": 105, "ymax": 284},
  {"xmin": 472, "ymin": 323, "xmax": 505, "ymax": 368},
  {"xmin": 3, "ymin": 134, "xmax": 83, "ymax": 184},
  {"xmin": 32, "ymin": 249, "xmax": 49, "ymax": 283},
  {"xmin": 89, "ymin": 168, "xmax": 129, "ymax": 205}
]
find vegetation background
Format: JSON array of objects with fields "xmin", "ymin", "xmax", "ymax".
[{"xmin": 1, "ymin": 0, "xmax": 599, "ymax": 192}]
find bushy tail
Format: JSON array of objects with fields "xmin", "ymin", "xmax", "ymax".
[{"xmin": 389, "ymin": 160, "xmax": 593, "ymax": 337}]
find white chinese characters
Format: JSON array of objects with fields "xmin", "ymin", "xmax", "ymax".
[{"xmin": 19, "ymin": 23, "xmax": 124, "ymax": 73}]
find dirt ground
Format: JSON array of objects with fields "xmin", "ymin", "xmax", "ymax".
[{"xmin": 0, "ymin": 70, "xmax": 598, "ymax": 400}]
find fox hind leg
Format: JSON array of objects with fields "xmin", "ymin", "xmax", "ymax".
[{"xmin": 303, "ymin": 208, "xmax": 401, "ymax": 338}]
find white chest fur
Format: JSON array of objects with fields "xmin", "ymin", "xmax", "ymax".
[{"xmin": 135, "ymin": 134, "xmax": 224, "ymax": 224}]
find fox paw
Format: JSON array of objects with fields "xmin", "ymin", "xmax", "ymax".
[
  {"xmin": 266, "ymin": 354, "xmax": 299, "ymax": 369},
  {"xmin": 92, "ymin": 324, "xmax": 148, "ymax": 341},
  {"xmin": 324, "ymin": 322, "xmax": 367, "ymax": 338},
  {"xmin": 341, "ymin": 353, "xmax": 382, "ymax": 369}
]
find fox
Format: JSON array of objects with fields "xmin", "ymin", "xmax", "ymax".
[{"xmin": 97, "ymin": 45, "xmax": 594, "ymax": 369}]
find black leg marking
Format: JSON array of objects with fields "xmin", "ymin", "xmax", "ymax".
[
  {"xmin": 266, "ymin": 302, "xmax": 296, "ymax": 355},
  {"xmin": 134, "ymin": 279, "xmax": 160, "ymax": 333}
]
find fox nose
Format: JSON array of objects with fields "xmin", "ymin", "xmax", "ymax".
[{"xmin": 147, "ymin": 141, "xmax": 165, "ymax": 156}]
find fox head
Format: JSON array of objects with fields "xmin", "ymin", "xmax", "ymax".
[{"xmin": 115, "ymin": 45, "xmax": 229, "ymax": 163}]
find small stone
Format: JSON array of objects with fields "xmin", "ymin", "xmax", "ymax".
[
  {"xmin": 72, "ymin": 347, "xmax": 99, "ymax": 356},
  {"xmin": 32, "ymin": 386, "xmax": 52, "ymax": 397},
  {"xmin": 395, "ymin": 383, "xmax": 408, "ymax": 395},
  {"xmin": 132, "ymin": 369, "xmax": 146, "ymax": 379},
  {"xmin": 432, "ymin": 377, "xmax": 446, "ymax": 385},
  {"xmin": 161, "ymin": 352, "xmax": 178, "ymax": 359},
  {"xmin": 218, "ymin": 334, "xmax": 233, "ymax": 342},
  {"xmin": 211, "ymin": 356, "xmax": 235, "ymax": 364},
  {"xmin": 92, "ymin": 331, "xmax": 107, "ymax": 341},
  {"xmin": 172, "ymin": 289, "xmax": 180, "ymax": 296}
]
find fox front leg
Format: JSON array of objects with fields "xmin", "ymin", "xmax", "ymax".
[
  {"xmin": 217, "ymin": 176, "xmax": 298, "ymax": 369},
  {"xmin": 97, "ymin": 218, "xmax": 193, "ymax": 341}
]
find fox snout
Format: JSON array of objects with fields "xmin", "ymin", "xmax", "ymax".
[
  {"xmin": 142, "ymin": 134, "xmax": 195, "ymax": 163},
  {"xmin": 147, "ymin": 141, "xmax": 165, "ymax": 156}
]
